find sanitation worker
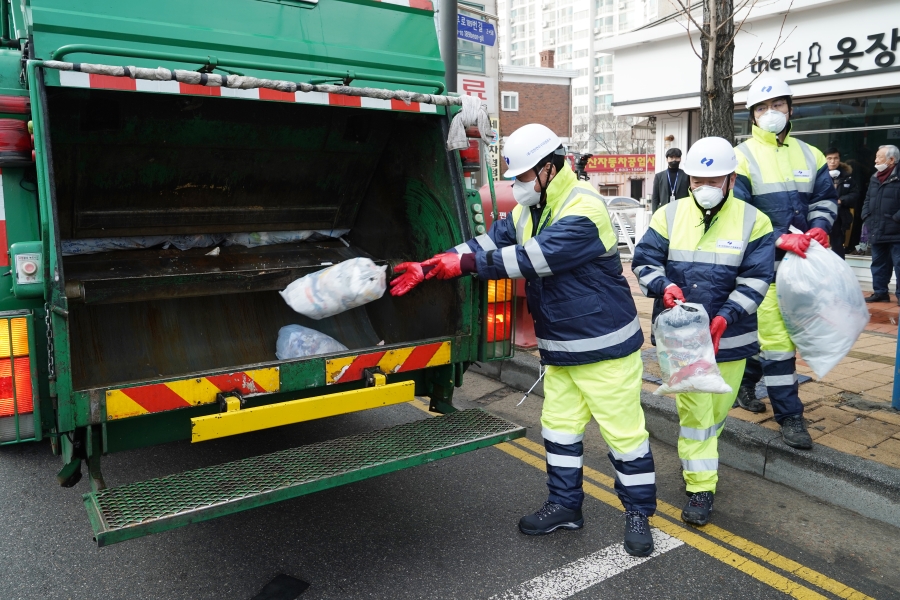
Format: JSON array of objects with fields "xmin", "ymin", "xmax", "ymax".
[
  {"xmin": 632, "ymin": 137, "xmax": 775, "ymax": 525},
  {"xmin": 389, "ymin": 123, "xmax": 658, "ymax": 557},
  {"xmin": 731, "ymin": 78, "xmax": 837, "ymax": 450}
]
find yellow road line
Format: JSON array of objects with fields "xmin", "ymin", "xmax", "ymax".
[{"xmin": 510, "ymin": 436, "xmax": 872, "ymax": 600}]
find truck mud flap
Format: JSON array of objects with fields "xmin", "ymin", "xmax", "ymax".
[{"xmin": 83, "ymin": 408, "xmax": 524, "ymax": 547}]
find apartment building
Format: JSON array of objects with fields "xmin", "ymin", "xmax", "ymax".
[{"xmin": 496, "ymin": 0, "xmax": 660, "ymax": 152}]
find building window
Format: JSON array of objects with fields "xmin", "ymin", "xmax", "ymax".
[
  {"xmin": 502, "ymin": 92, "xmax": 519, "ymax": 111},
  {"xmin": 574, "ymin": 87, "xmax": 589, "ymax": 96},
  {"xmin": 458, "ymin": 4, "xmax": 486, "ymax": 73},
  {"xmin": 574, "ymin": 105, "xmax": 589, "ymax": 115}
]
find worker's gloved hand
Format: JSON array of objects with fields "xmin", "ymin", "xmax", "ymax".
[
  {"xmin": 776, "ymin": 233, "xmax": 811, "ymax": 258},
  {"xmin": 389, "ymin": 262, "xmax": 425, "ymax": 296},
  {"xmin": 806, "ymin": 227, "xmax": 830, "ymax": 248},
  {"xmin": 422, "ymin": 252, "xmax": 478, "ymax": 280},
  {"xmin": 710, "ymin": 316, "xmax": 727, "ymax": 355},
  {"xmin": 663, "ymin": 284, "xmax": 685, "ymax": 309}
]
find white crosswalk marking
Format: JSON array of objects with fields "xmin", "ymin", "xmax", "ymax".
[{"xmin": 489, "ymin": 530, "xmax": 684, "ymax": 600}]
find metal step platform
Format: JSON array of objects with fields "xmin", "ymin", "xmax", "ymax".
[{"xmin": 83, "ymin": 408, "xmax": 525, "ymax": 546}]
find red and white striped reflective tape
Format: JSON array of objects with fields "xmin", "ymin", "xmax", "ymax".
[
  {"xmin": 58, "ymin": 71, "xmax": 439, "ymax": 114},
  {"xmin": 0, "ymin": 169, "xmax": 7, "ymax": 268},
  {"xmin": 376, "ymin": 0, "xmax": 434, "ymax": 9}
]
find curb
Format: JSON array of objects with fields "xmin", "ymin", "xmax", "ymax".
[{"xmin": 472, "ymin": 353, "xmax": 900, "ymax": 529}]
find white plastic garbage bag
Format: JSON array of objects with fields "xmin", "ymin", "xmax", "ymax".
[
  {"xmin": 275, "ymin": 325, "xmax": 348, "ymax": 359},
  {"xmin": 280, "ymin": 257, "xmax": 387, "ymax": 320},
  {"xmin": 653, "ymin": 303, "xmax": 733, "ymax": 395},
  {"xmin": 776, "ymin": 239, "xmax": 869, "ymax": 378}
]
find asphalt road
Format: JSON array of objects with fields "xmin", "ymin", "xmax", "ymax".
[{"xmin": 1, "ymin": 372, "xmax": 898, "ymax": 600}]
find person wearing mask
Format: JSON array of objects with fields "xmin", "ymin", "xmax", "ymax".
[
  {"xmin": 731, "ymin": 78, "xmax": 838, "ymax": 450},
  {"xmin": 824, "ymin": 148, "xmax": 860, "ymax": 258},
  {"xmin": 861, "ymin": 145, "xmax": 900, "ymax": 303},
  {"xmin": 633, "ymin": 137, "xmax": 774, "ymax": 526},
  {"xmin": 651, "ymin": 148, "xmax": 690, "ymax": 213},
  {"xmin": 389, "ymin": 123, "xmax": 658, "ymax": 557}
]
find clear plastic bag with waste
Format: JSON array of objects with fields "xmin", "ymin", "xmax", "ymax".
[
  {"xmin": 275, "ymin": 325, "xmax": 348, "ymax": 360},
  {"xmin": 776, "ymin": 238, "xmax": 869, "ymax": 378},
  {"xmin": 279, "ymin": 257, "xmax": 387, "ymax": 320},
  {"xmin": 653, "ymin": 302, "xmax": 733, "ymax": 395}
]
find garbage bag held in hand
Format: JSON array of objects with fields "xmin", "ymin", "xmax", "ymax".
[
  {"xmin": 280, "ymin": 257, "xmax": 387, "ymax": 320},
  {"xmin": 776, "ymin": 239, "xmax": 869, "ymax": 378},
  {"xmin": 275, "ymin": 325, "xmax": 348, "ymax": 360},
  {"xmin": 653, "ymin": 303, "xmax": 733, "ymax": 395}
]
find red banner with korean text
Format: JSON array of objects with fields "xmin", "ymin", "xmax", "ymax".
[{"xmin": 585, "ymin": 154, "xmax": 655, "ymax": 173}]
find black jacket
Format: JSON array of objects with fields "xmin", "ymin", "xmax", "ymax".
[
  {"xmin": 861, "ymin": 164, "xmax": 900, "ymax": 244},
  {"xmin": 831, "ymin": 163, "xmax": 860, "ymax": 231},
  {"xmin": 650, "ymin": 168, "xmax": 690, "ymax": 212}
]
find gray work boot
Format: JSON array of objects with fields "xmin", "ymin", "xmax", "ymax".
[
  {"xmin": 519, "ymin": 501, "xmax": 584, "ymax": 535},
  {"xmin": 733, "ymin": 384, "xmax": 766, "ymax": 413},
  {"xmin": 780, "ymin": 415, "xmax": 813, "ymax": 449}
]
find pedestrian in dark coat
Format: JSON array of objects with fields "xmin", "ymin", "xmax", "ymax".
[
  {"xmin": 650, "ymin": 148, "xmax": 690, "ymax": 212},
  {"xmin": 861, "ymin": 145, "xmax": 900, "ymax": 303},
  {"xmin": 824, "ymin": 147, "xmax": 860, "ymax": 258}
]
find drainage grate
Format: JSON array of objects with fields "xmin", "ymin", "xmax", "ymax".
[{"xmin": 84, "ymin": 408, "xmax": 524, "ymax": 546}]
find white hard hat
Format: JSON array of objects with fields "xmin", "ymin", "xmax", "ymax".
[
  {"xmin": 745, "ymin": 78, "xmax": 793, "ymax": 109},
  {"xmin": 682, "ymin": 137, "xmax": 738, "ymax": 177},
  {"xmin": 502, "ymin": 123, "xmax": 563, "ymax": 178}
]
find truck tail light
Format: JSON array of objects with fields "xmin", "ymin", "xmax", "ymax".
[
  {"xmin": 486, "ymin": 280, "xmax": 513, "ymax": 343},
  {"xmin": 0, "ymin": 316, "xmax": 36, "ymax": 443}
]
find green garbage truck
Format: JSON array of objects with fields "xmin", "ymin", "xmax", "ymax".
[{"xmin": 0, "ymin": 0, "xmax": 522, "ymax": 546}]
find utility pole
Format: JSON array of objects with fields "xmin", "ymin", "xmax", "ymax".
[{"xmin": 439, "ymin": 0, "xmax": 458, "ymax": 92}]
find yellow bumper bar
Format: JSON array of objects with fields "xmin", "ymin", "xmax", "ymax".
[{"xmin": 190, "ymin": 378, "xmax": 415, "ymax": 443}]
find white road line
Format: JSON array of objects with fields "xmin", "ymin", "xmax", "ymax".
[{"xmin": 489, "ymin": 530, "xmax": 684, "ymax": 600}]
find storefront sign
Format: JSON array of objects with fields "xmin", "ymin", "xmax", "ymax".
[
  {"xmin": 585, "ymin": 154, "xmax": 655, "ymax": 173},
  {"xmin": 458, "ymin": 74, "xmax": 496, "ymax": 111},
  {"xmin": 748, "ymin": 28, "xmax": 898, "ymax": 78},
  {"xmin": 489, "ymin": 117, "xmax": 501, "ymax": 181},
  {"xmin": 457, "ymin": 15, "xmax": 496, "ymax": 47}
]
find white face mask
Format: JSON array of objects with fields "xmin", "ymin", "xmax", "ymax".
[
  {"xmin": 512, "ymin": 177, "xmax": 542, "ymax": 206},
  {"xmin": 875, "ymin": 163, "xmax": 889, "ymax": 173},
  {"xmin": 757, "ymin": 110, "xmax": 788, "ymax": 134},
  {"xmin": 829, "ymin": 169, "xmax": 841, "ymax": 178},
  {"xmin": 691, "ymin": 184, "xmax": 725, "ymax": 210}
]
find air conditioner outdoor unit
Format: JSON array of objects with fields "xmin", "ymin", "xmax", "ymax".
[
  {"xmin": 593, "ymin": 27, "xmax": 600, "ymax": 33},
  {"xmin": 594, "ymin": 85, "xmax": 600, "ymax": 90},
  {"xmin": 594, "ymin": 66, "xmax": 601, "ymax": 72},
  {"xmin": 543, "ymin": 22, "xmax": 550, "ymax": 27}
]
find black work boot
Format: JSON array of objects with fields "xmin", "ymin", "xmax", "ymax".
[
  {"xmin": 623, "ymin": 511, "xmax": 654, "ymax": 557},
  {"xmin": 519, "ymin": 501, "xmax": 584, "ymax": 535},
  {"xmin": 681, "ymin": 491, "xmax": 714, "ymax": 526},
  {"xmin": 733, "ymin": 384, "xmax": 766, "ymax": 413},
  {"xmin": 865, "ymin": 292, "xmax": 890, "ymax": 303},
  {"xmin": 781, "ymin": 415, "xmax": 813, "ymax": 449}
]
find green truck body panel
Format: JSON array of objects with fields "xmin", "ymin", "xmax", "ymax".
[{"xmin": 0, "ymin": 0, "xmax": 516, "ymax": 540}]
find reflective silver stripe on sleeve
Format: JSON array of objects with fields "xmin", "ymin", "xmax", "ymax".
[
  {"xmin": 614, "ymin": 470, "xmax": 656, "ymax": 486},
  {"xmin": 665, "ymin": 201, "xmax": 678, "ymax": 239},
  {"xmin": 500, "ymin": 245, "xmax": 524, "ymax": 279},
  {"xmin": 514, "ymin": 206, "xmax": 531, "ymax": 245},
  {"xmin": 808, "ymin": 200, "xmax": 834, "ymax": 211},
  {"xmin": 760, "ymin": 350, "xmax": 796, "ymax": 361},
  {"xmin": 797, "ymin": 141, "xmax": 818, "ymax": 194},
  {"xmin": 680, "ymin": 422, "xmax": 720, "ymax": 442},
  {"xmin": 808, "ymin": 210, "xmax": 836, "ymax": 225},
  {"xmin": 764, "ymin": 374, "xmax": 798, "ymax": 387},
  {"xmin": 609, "ymin": 438, "xmax": 650, "ymax": 462},
  {"xmin": 736, "ymin": 277, "xmax": 771, "ymax": 296},
  {"xmin": 681, "ymin": 458, "xmax": 719, "ymax": 472},
  {"xmin": 728, "ymin": 290, "xmax": 759, "ymax": 314},
  {"xmin": 537, "ymin": 315, "xmax": 641, "ymax": 353},
  {"xmin": 546, "ymin": 452, "xmax": 583, "ymax": 468},
  {"xmin": 717, "ymin": 330, "xmax": 758, "ymax": 350},
  {"xmin": 453, "ymin": 242, "xmax": 473, "ymax": 255},
  {"xmin": 740, "ymin": 205, "xmax": 757, "ymax": 260},
  {"xmin": 542, "ymin": 427, "xmax": 585, "ymax": 445},
  {"xmin": 668, "ymin": 249, "xmax": 743, "ymax": 266},
  {"xmin": 474, "ymin": 233, "xmax": 498, "ymax": 251},
  {"xmin": 636, "ymin": 265, "xmax": 665, "ymax": 295},
  {"xmin": 524, "ymin": 238, "xmax": 553, "ymax": 277}
]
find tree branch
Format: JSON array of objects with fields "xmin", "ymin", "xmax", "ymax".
[
  {"xmin": 669, "ymin": 0, "xmax": 707, "ymax": 38},
  {"xmin": 718, "ymin": 0, "xmax": 759, "ymax": 56},
  {"xmin": 723, "ymin": 40, "xmax": 764, "ymax": 79},
  {"xmin": 716, "ymin": 0, "xmax": 753, "ymax": 31}
]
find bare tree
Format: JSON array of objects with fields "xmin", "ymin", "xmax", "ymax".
[{"xmin": 572, "ymin": 113, "xmax": 651, "ymax": 154}]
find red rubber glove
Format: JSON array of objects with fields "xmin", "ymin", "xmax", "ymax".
[
  {"xmin": 710, "ymin": 316, "xmax": 727, "ymax": 355},
  {"xmin": 422, "ymin": 253, "xmax": 463, "ymax": 280},
  {"xmin": 806, "ymin": 227, "xmax": 830, "ymax": 248},
  {"xmin": 389, "ymin": 262, "xmax": 424, "ymax": 296},
  {"xmin": 663, "ymin": 284, "xmax": 685, "ymax": 309},
  {"xmin": 776, "ymin": 233, "xmax": 811, "ymax": 258}
]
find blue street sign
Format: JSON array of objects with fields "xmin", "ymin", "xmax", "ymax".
[{"xmin": 457, "ymin": 14, "xmax": 496, "ymax": 47}]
